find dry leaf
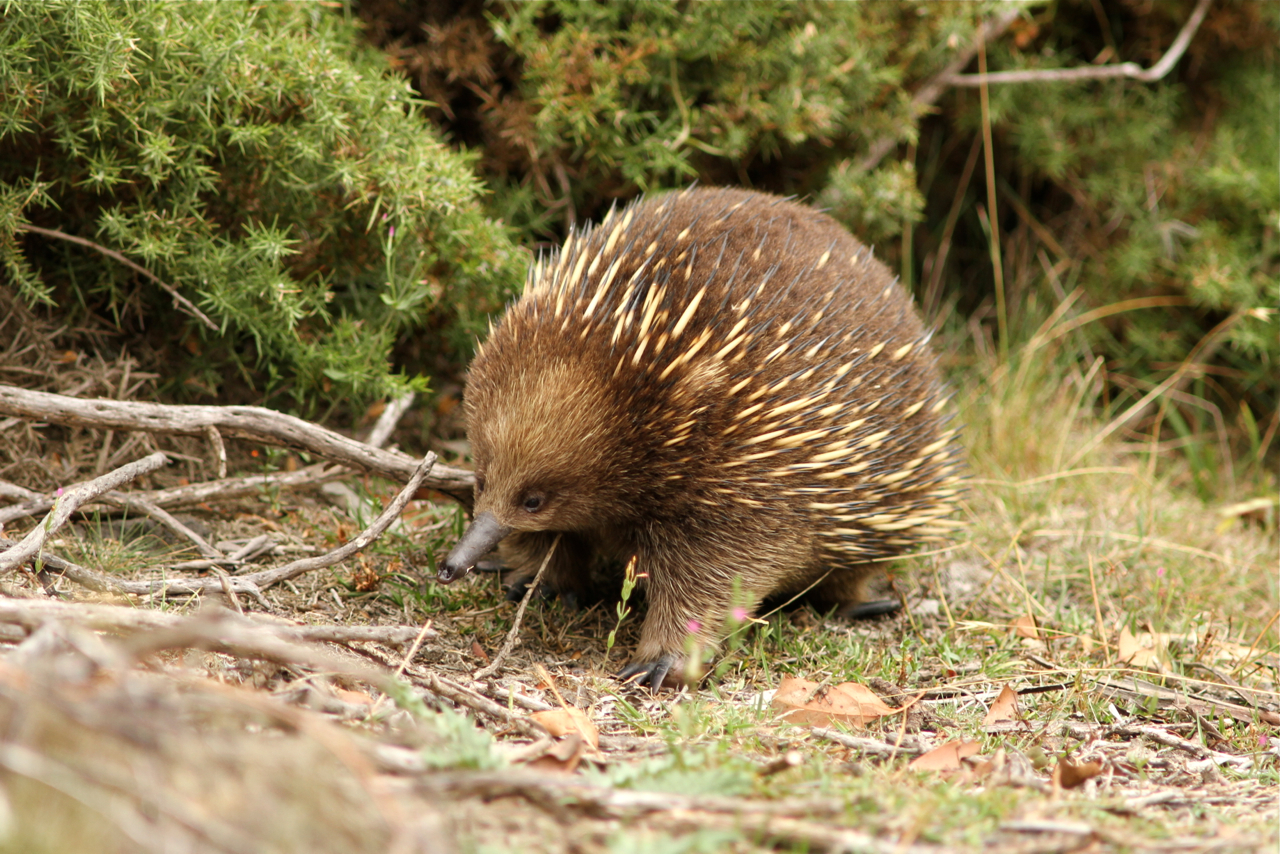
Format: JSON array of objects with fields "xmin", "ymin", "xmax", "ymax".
[
  {"xmin": 1012, "ymin": 614, "xmax": 1039, "ymax": 639},
  {"xmin": 971, "ymin": 747, "xmax": 1006, "ymax": 780},
  {"xmin": 1052, "ymin": 757, "xmax": 1104, "ymax": 789},
  {"xmin": 773, "ymin": 677, "xmax": 897, "ymax": 727},
  {"xmin": 909, "ymin": 740, "xmax": 981, "ymax": 771},
  {"xmin": 1118, "ymin": 626, "xmax": 1162, "ymax": 669},
  {"xmin": 530, "ymin": 707, "xmax": 599, "ymax": 749},
  {"xmin": 527, "ymin": 733, "xmax": 588, "ymax": 773},
  {"xmin": 333, "ymin": 688, "xmax": 374, "ymax": 707},
  {"xmin": 508, "ymin": 733, "xmax": 590, "ymax": 774},
  {"xmin": 982, "ymin": 684, "xmax": 1019, "ymax": 725}
]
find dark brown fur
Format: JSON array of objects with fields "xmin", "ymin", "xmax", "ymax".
[{"xmin": 457, "ymin": 188, "xmax": 963, "ymax": 686}]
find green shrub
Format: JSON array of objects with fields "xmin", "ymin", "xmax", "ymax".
[
  {"xmin": 976, "ymin": 9, "xmax": 1277, "ymax": 409},
  {"xmin": 0, "ymin": 0, "xmax": 524, "ymax": 409},
  {"xmin": 361, "ymin": 0, "xmax": 994, "ymax": 243},
  {"xmin": 361, "ymin": 1, "xmax": 1276, "ymax": 444}
]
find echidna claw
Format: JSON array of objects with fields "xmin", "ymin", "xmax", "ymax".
[
  {"xmin": 619, "ymin": 653, "xmax": 679, "ymax": 692},
  {"xmin": 842, "ymin": 598, "xmax": 902, "ymax": 620}
]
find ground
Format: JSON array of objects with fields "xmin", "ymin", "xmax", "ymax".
[{"xmin": 0, "ymin": 309, "xmax": 1276, "ymax": 854}]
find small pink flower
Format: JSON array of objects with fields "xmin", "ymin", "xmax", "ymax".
[
  {"xmin": 55, "ymin": 487, "xmax": 64, "ymax": 497},
  {"xmin": 686, "ymin": 619, "xmax": 701, "ymax": 635},
  {"xmin": 1260, "ymin": 735, "xmax": 1269, "ymax": 748},
  {"xmin": 732, "ymin": 606, "xmax": 748, "ymax": 622},
  {"xmin": 388, "ymin": 226, "xmax": 395, "ymax": 239},
  {"xmin": 1156, "ymin": 567, "xmax": 1166, "ymax": 579}
]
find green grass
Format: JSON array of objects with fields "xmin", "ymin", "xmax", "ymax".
[{"xmin": 354, "ymin": 290, "xmax": 1278, "ymax": 850}]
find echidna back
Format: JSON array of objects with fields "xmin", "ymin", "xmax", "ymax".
[{"xmin": 467, "ymin": 187, "xmax": 962, "ymax": 572}]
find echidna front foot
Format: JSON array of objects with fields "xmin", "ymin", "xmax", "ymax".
[
  {"xmin": 840, "ymin": 598, "xmax": 901, "ymax": 620},
  {"xmin": 618, "ymin": 653, "xmax": 682, "ymax": 692},
  {"xmin": 503, "ymin": 577, "xmax": 580, "ymax": 610}
]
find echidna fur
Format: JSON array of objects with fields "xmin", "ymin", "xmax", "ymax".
[{"xmin": 441, "ymin": 187, "xmax": 964, "ymax": 689}]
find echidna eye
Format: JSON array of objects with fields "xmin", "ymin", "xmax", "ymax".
[
  {"xmin": 475, "ymin": 475, "xmax": 486, "ymax": 495},
  {"xmin": 521, "ymin": 493, "xmax": 544, "ymax": 513}
]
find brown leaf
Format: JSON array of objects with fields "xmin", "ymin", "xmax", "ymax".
[
  {"xmin": 773, "ymin": 677, "xmax": 898, "ymax": 727},
  {"xmin": 1012, "ymin": 614, "xmax": 1039, "ymax": 639},
  {"xmin": 470, "ymin": 640, "xmax": 490, "ymax": 664},
  {"xmin": 509, "ymin": 733, "xmax": 589, "ymax": 774},
  {"xmin": 527, "ymin": 732, "xmax": 588, "ymax": 774},
  {"xmin": 982, "ymin": 684, "xmax": 1019, "ymax": 725},
  {"xmin": 1118, "ymin": 626, "xmax": 1162, "ymax": 669},
  {"xmin": 333, "ymin": 688, "xmax": 374, "ymax": 707},
  {"xmin": 1052, "ymin": 757, "xmax": 1104, "ymax": 789},
  {"xmin": 970, "ymin": 747, "xmax": 1006, "ymax": 780},
  {"xmin": 1117, "ymin": 626, "xmax": 1140, "ymax": 660},
  {"xmin": 530, "ymin": 707, "xmax": 599, "ymax": 749},
  {"xmin": 908, "ymin": 740, "xmax": 981, "ymax": 771}
]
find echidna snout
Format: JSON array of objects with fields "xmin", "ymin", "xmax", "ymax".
[
  {"xmin": 448, "ymin": 187, "xmax": 965, "ymax": 690},
  {"xmin": 439, "ymin": 511, "xmax": 510, "ymax": 583}
]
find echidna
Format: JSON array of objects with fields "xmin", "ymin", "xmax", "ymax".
[{"xmin": 440, "ymin": 187, "xmax": 963, "ymax": 689}]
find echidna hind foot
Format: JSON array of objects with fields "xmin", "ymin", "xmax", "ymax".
[{"xmin": 441, "ymin": 187, "xmax": 966, "ymax": 691}]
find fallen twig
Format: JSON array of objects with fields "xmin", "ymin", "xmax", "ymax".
[
  {"xmin": 204, "ymin": 425, "xmax": 227, "ymax": 478},
  {"xmin": 474, "ymin": 534, "xmax": 560, "ymax": 679},
  {"xmin": 417, "ymin": 771, "xmax": 946, "ymax": 854},
  {"xmin": 227, "ymin": 453, "xmax": 436, "ymax": 593},
  {"xmin": 0, "ymin": 597, "xmax": 436, "ymax": 650},
  {"xmin": 0, "ymin": 452, "xmax": 169, "ymax": 574},
  {"xmin": 101, "ymin": 491, "xmax": 223, "ymax": 558},
  {"xmin": 809, "ymin": 727, "xmax": 922, "ymax": 758},
  {"xmin": 5, "ymin": 453, "xmax": 437, "ymax": 598},
  {"xmin": 0, "ymin": 464, "xmax": 346, "ymax": 525},
  {"xmin": 409, "ymin": 667, "xmax": 550, "ymax": 740},
  {"xmin": 365, "ymin": 392, "xmax": 416, "ymax": 450},
  {"xmin": 0, "ymin": 599, "xmax": 437, "ymax": 660},
  {"xmin": 0, "ymin": 384, "xmax": 474, "ymax": 503}
]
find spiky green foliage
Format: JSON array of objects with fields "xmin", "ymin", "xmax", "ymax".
[
  {"xmin": 429, "ymin": 0, "xmax": 995, "ymax": 243},
  {"xmin": 0, "ymin": 0, "xmax": 523, "ymax": 408}
]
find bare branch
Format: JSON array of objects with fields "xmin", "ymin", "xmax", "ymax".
[
  {"xmin": 0, "ymin": 452, "xmax": 170, "ymax": 574},
  {"xmin": 99, "ymin": 491, "xmax": 223, "ymax": 559},
  {"xmin": 858, "ymin": 7, "xmax": 1022, "ymax": 172},
  {"xmin": 365, "ymin": 391, "xmax": 416, "ymax": 450},
  {"xmin": 0, "ymin": 597, "xmax": 434, "ymax": 650},
  {"xmin": 15, "ymin": 223, "xmax": 219, "ymax": 331},
  {"xmin": 947, "ymin": 0, "xmax": 1212, "ymax": 87},
  {"xmin": 415, "ymin": 669, "xmax": 550, "ymax": 740},
  {"xmin": 809, "ymin": 727, "xmax": 922, "ymax": 758},
  {"xmin": 204, "ymin": 425, "xmax": 228, "ymax": 478},
  {"xmin": 233, "ymin": 452, "xmax": 436, "ymax": 592},
  {"xmin": 0, "ymin": 383, "xmax": 474, "ymax": 503}
]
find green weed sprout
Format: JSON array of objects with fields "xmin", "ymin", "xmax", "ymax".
[{"xmin": 605, "ymin": 555, "xmax": 641, "ymax": 665}]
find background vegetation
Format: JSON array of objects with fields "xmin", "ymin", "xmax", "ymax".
[
  {"xmin": 1, "ymin": 0, "xmax": 1275, "ymax": 482},
  {"xmin": 360, "ymin": 0, "xmax": 1276, "ymax": 498}
]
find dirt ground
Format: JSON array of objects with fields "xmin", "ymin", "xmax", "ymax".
[{"xmin": 0, "ymin": 301, "xmax": 1276, "ymax": 854}]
